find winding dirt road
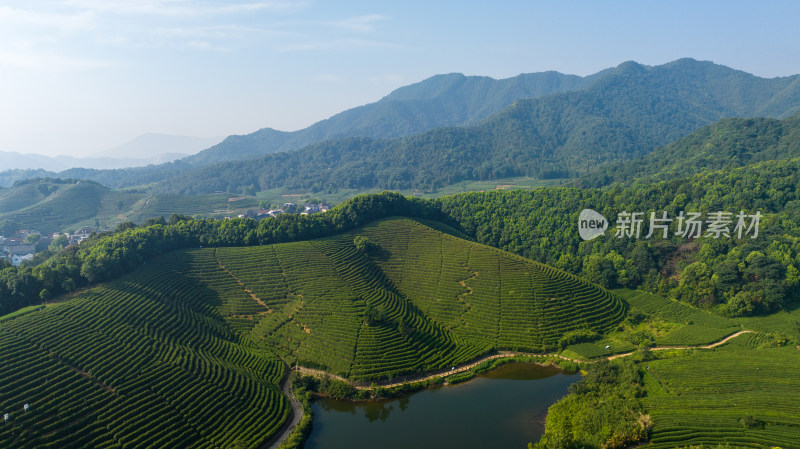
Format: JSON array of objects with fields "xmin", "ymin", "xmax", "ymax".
[
  {"xmin": 263, "ymin": 373, "xmax": 304, "ymax": 449},
  {"xmin": 293, "ymin": 330, "xmax": 754, "ymax": 390},
  {"xmin": 606, "ymin": 330, "xmax": 753, "ymax": 360}
]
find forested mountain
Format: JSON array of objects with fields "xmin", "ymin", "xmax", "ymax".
[
  {"xmin": 8, "ymin": 58, "xmax": 800, "ymax": 194},
  {"xmin": 138, "ymin": 60, "xmax": 800, "ymax": 194},
  {"xmin": 577, "ymin": 114, "xmax": 800, "ymax": 187},
  {"xmin": 184, "ymin": 70, "xmax": 599, "ymax": 165}
]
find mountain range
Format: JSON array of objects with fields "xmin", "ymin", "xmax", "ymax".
[
  {"xmin": 0, "ymin": 134, "xmax": 222, "ymax": 175},
  {"xmin": 3, "ymin": 58, "xmax": 800, "ymax": 195}
]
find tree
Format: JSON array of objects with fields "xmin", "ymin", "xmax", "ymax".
[
  {"xmin": 143, "ymin": 217, "xmax": 166, "ymax": 227},
  {"xmin": 24, "ymin": 233, "xmax": 42, "ymax": 244},
  {"xmin": 49, "ymin": 234, "xmax": 69, "ymax": 252},
  {"xmin": 676, "ymin": 262, "xmax": 716, "ymax": 306},
  {"xmin": 115, "ymin": 222, "xmax": 137, "ymax": 233},
  {"xmin": 354, "ymin": 236, "xmax": 376, "ymax": 253},
  {"xmin": 583, "ymin": 254, "xmax": 616, "ymax": 288}
]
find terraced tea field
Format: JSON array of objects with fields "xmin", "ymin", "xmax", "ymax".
[
  {"xmin": 641, "ymin": 335, "xmax": 800, "ymax": 448},
  {"xmin": 359, "ymin": 219, "xmax": 627, "ymax": 351},
  {"xmin": 1, "ymin": 217, "xmax": 626, "ymax": 448},
  {"xmin": 213, "ymin": 218, "xmax": 625, "ymax": 380},
  {"xmin": 615, "ymin": 289, "xmax": 742, "ymax": 346},
  {"xmin": 0, "ymin": 251, "xmax": 288, "ymax": 449}
]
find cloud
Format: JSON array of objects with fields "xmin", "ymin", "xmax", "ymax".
[
  {"xmin": 330, "ymin": 14, "xmax": 387, "ymax": 32},
  {"xmin": 0, "ymin": 6, "xmax": 95, "ymax": 31},
  {"xmin": 61, "ymin": 0, "xmax": 308, "ymax": 17},
  {"xmin": 0, "ymin": 50, "xmax": 116, "ymax": 71},
  {"xmin": 279, "ymin": 38, "xmax": 401, "ymax": 52}
]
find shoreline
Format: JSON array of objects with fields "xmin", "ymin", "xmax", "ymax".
[{"xmin": 264, "ymin": 329, "xmax": 752, "ymax": 447}]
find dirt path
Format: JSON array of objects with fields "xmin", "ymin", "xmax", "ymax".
[
  {"xmin": 263, "ymin": 373, "xmax": 303, "ymax": 449},
  {"xmin": 607, "ymin": 330, "xmax": 753, "ymax": 360},
  {"xmin": 293, "ymin": 351, "xmax": 576, "ymax": 390},
  {"xmin": 293, "ymin": 330, "xmax": 754, "ymax": 390},
  {"xmin": 214, "ymin": 253, "xmax": 272, "ymax": 311}
]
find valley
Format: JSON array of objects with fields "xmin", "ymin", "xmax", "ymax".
[{"xmin": 2, "ymin": 52, "xmax": 800, "ymax": 449}]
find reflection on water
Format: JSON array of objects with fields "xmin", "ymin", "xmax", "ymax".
[{"xmin": 306, "ymin": 362, "xmax": 579, "ymax": 449}]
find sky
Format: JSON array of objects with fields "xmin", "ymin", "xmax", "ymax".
[{"xmin": 1, "ymin": 0, "xmax": 800, "ymax": 157}]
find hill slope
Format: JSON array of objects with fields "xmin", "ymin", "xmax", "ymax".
[
  {"xmin": 0, "ymin": 180, "xmax": 141, "ymax": 234},
  {"xmin": 215, "ymin": 218, "xmax": 625, "ymax": 378},
  {"xmin": 0, "ymin": 179, "xmax": 260, "ymax": 234},
  {"xmin": 0, "ymin": 217, "xmax": 624, "ymax": 447},
  {"xmin": 0, "ymin": 251, "xmax": 289, "ymax": 449},
  {"xmin": 578, "ymin": 113, "xmax": 800, "ymax": 187}
]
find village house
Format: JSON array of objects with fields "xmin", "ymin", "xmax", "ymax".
[
  {"xmin": 3, "ymin": 242, "xmax": 35, "ymax": 255},
  {"xmin": 69, "ymin": 227, "xmax": 96, "ymax": 245},
  {"xmin": 11, "ymin": 252, "xmax": 34, "ymax": 266},
  {"xmin": 302, "ymin": 202, "xmax": 330, "ymax": 214}
]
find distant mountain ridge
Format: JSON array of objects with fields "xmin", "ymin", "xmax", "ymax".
[
  {"xmin": 184, "ymin": 70, "xmax": 603, "ymax": 165},
  {"xmin": 133, "ymin": 58, "xmax": 800, "ymax": 194},
  {"xmin": 0, "ymin": 150, "xmax": 167, "ymax": 172},
  {"xmin": 5, "ymin": 58, "xmax": 800, "ymax": 194},
  {"xmin": 96, "ymin": 133, "xmax": 223, "ymax": 160},
  {"xmin": 0, "ymin": 134, "xmax": 222, "ymax": 174}
]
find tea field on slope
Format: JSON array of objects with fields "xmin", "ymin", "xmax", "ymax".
[{"xmin": 1, "ymin": 217, "xmax": 626, "ymax": 448}]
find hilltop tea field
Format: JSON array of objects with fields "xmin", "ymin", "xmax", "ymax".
[
  {"xmin": 4, "ymin": 214, "xmax": 800, "ymax": 449},
  {"xmin": 0, "ymin": 218, "xmax": 626, "ymax": 448}
]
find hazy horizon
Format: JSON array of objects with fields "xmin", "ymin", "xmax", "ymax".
[{"xmin": 2, "ymin": 0, "xmax": 799, "ymax": 157}]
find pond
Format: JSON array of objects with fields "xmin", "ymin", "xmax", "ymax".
[{"xmin": 304, "ymin": 363, "xmax": 580, "ymax": 449}]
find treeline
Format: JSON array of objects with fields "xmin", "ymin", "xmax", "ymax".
[
  {"xmin": 533, "ymin": 358, "xmax": 652, "ymax": 449},
  {"xmin": 434, "ymin": 158, "xmax": 800, "ymax": 317},
  {"xmin": 0, "ymin": 192, "xmax": 453, "ymax": 315}
]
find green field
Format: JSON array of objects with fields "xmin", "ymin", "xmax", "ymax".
[
  {"xmin": 0, "ymin": 217, "xmax": 624, "ymax": 448},
  {"xmin": 254, "ymin": 176, "xmax": 566, "ymax": 207},
  {"xmin": 641, "ymin": 338, "xmax": 800, "ymax": 448},
  {"xmin": 615, "ymin": 289, "xmax": 743, "ymax": 345},
  {"xmin": 0, "ymin": 180, "xmax": 266, "ymax": 234},
  {"xmin": 0, "ymin": 251, "xmax": 289, "ymax": 449},
  {"xmin": 599, "ymin": 290, "xmax": 800, "ymax": 448},
  {"xmin": 213, "ymin": 218, "xmax": 625, "ymax": 379}
]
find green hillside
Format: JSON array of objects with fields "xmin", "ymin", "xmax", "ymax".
[
  {"xmin": 215, "ymin": 218, "xmax": 625, "ymax": 379},
  {"xmin": 0, "ymin": 180, "xmax": 140, "ymax": 234},
  {"xmin": 642, "ymin": 339, "xmax": 800, "ymax": 448},
  {"xmin": 533, "ymin": 287, "xmax": 800, "ymax": 449},
  {"xmin": 579, "ymin": 114, "xmax": 800, "ymax": 187},
  {"xmin": 0, "ymin": 217, "xmax": 624, "ymax": 447},
  {"xmin": 0, "ymin": 251, "xmax": 289, "ymax": 449},
  {"xmin": 185, "ymin": 70, "xmax": 595, "ymax": 165},
  {"xmin": 0, "ymin": 179, "xmax": 261, "ymax": 234}
]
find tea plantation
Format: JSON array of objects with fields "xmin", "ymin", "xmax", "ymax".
[
  {"xmin": 0, "ymin": 217, "xmax": 626, "ymax": 448},
  {"xmin": 641, "ymin": 336, "xmax": 800, "ymax": 448}
]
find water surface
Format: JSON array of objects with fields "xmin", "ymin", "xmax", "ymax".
[{"xmin": 305, "ymin": 363, "xmax": 579, "ymax": 449}]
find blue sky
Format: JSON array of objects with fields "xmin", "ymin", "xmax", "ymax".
[{"xmin": 1, "ymin": 0, "xmax": 799, "ymax": 157}]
